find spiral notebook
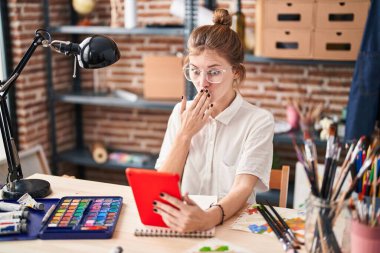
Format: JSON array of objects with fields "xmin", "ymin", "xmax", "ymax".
[
  {"xmin": 134, "ymin": 195, "xmax": 217, "ymax": 238},
  {"xmin": 134, "ymin": 226, "xmax": 215, "ymax": 238}
]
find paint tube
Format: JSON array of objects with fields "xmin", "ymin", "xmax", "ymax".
[
  {"xmin": 17, "ymin": 193, "xmax": 44, "ymax": 210},
  {"xmin": 0, "ymin": 202, "xmax": 24, "ymax": 212},
  {"xmin": 0, "ymin": 222, "xmax": 28, "ymax": 235},
  {"xmin": 0, "ymin": 210, "xmax": 29, "ymax": 220}
]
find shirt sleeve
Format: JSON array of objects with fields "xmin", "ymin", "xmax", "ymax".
[
  {"xmin": 155, "ymin": 103, "xmax": 181, "ymax": 169},
  {"xmin": 236, "ymin": 112, "xmax": 274, "ymax": 192}
]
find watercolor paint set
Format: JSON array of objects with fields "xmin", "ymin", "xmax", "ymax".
[{"xmin": 39, "ymin": 196, "xmax": 123, "ymax": 239}]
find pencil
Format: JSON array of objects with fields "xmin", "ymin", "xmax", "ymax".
[
  {"xmin": 372, "ymin": 156, "xmax": 378, "ymax": 226},
  {"xmin": 41, "ymin": 204, "xmax": 56, "ymax": 226}
]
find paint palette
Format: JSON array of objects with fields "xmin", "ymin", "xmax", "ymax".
[{"xmin": 39, "ymin": 196, "xmax": 123, "ymax": 239}]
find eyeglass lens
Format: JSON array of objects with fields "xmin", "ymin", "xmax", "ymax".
[{"xmin": 184, "ymin": 66, "xmax": 225, "ymax": 84}]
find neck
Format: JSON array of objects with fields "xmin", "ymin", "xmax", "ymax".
[{"xmin": 211, "ymin": 90, "xmax": 237, "ymax": 118}]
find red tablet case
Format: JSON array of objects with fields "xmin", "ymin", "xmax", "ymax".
[{"xmin": 126, "ymin": 168, "xmax": 181, "ymax": 227}]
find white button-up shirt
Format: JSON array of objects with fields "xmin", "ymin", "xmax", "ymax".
[{"xmin": 155, "ymin": 93, "xmax": 274, "ymax": 204}]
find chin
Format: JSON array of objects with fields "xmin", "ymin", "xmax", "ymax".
[{"xmin": 209, "ymin": 95, "xmax": 218, "ymax": 104}]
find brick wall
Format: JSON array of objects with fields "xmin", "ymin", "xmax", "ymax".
[
  {"xmin": 8, "ymin": 0, "xmax": 354, "ymax": 183},
  {"xmin": 8, "ymin": 0, "xmax": 50, "ymax": 154}
]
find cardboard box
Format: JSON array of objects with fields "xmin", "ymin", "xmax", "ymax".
[
  {"xmin": 313, "ymin": 29, "xmax": 363, "ymax": 60},
  {"xmin": 262, "ymin": 29, "xmax": 312, "ymax": 59},
  {"xmin": 143, "ymin": 56, "xmax": 184, "ymax": 101},
  {"xmin": 264, "ymin": 0, "xmax": 314, "ymax": 29},
  {"xmin": 316, "ymin": 0, "xmax": 370, "ymax": 29}
]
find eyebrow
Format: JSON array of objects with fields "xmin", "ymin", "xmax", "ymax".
[{"xmin": 190, "ymin": 63, "xmax": 222, "ymax": 68}]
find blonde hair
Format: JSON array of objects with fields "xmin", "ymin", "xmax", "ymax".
[{"xmin": 186, "ymin": 9, "xmax": 246, "ymax": 87}]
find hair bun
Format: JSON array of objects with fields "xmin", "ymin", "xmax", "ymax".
[{"xmin": 212, "ymin": 9, "xmax": 232, "ymax": 27}]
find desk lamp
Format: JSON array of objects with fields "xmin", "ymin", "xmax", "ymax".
[{"xmin": 0, "ymin": 29, "xmax": 120, "ymax": 199}]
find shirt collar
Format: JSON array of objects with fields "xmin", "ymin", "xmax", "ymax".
[{"xmin": 214, "ymin": 92, "xmax": 243, "ymax": 125}]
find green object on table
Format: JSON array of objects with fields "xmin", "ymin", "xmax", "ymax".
[
  {"xmin": 198, "ymin": 245, "xmax": 230, "ymax": 252},
  {"xmin": 215, "ymin": 245, "xmax": 229, "ymax": 251}
]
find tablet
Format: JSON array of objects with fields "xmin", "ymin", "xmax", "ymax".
[{"xmin": 125, "ymin": 168, "xmax": 181, "ymax": 227}]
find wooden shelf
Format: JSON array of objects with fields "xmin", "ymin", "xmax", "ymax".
[
  {"xmin": 49, "ymin": 26, "xmax": 354, "ymax": 65},
  {"xmin": 49, "ymin": 26, "xmax": 184, "ymax": 36},
  {"xmin": 55, "ymin": 92, "xmax": 326, "ymax": 146},
  {"xmin": 57, "ymin": 148, "xmax": 157, "ymax": 171},
  {"xmin": 54, "ymin": 91, "xmax": 176, "ymax": 111},
  {"xmin": 244, "ymin": 54, "xmax": 355, "ymax": 65}
]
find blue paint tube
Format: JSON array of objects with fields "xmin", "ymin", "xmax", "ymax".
[{"xmin": 0, "ymin": 222, "xmax": 28, "ymax": 235}]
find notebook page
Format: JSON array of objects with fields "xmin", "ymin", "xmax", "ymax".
[{"xmin": 134, "ymin": 195, "xmax": 217, "ymax": 237}]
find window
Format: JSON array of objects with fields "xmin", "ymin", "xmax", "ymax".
[{"xmin": 0, "ymin": 6, "xmax": 7, "ymax": 162}]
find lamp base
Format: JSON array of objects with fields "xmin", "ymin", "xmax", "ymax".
[{"xmin": 1, "ymin": 179, "xmax": 51, "ymax": 200}]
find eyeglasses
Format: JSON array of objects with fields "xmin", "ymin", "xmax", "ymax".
[{"xmin": 183, "ymin": 64, "xmax": 227, "ymax": 84}]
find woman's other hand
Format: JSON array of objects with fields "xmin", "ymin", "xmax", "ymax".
[{"xmin": 179, "ymin": 90, "xmax": 212, "ymax": 139}]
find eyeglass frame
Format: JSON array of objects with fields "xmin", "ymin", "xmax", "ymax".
[{"xmin": 182, "ymin": 64, "xmax": 230, "ymax": 84}]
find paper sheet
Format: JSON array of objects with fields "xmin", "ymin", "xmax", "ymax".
[{"xmin": 231, "ymin": 204, "xmax": 306, "ymax": 238}]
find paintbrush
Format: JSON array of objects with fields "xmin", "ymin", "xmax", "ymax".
[
  {"xmin": 332, "ymin": 137, "xmax": 366, "ymax": 201},
  {"xmin": 265, "ymin": 201, "xmax": 305, "ymax": 246},
  {"xmin": 303, "ymin": 132, "xmax": 320, "ymax": 197},
  {"xmin": 257, "ymin": 205, "xmax": 298, "ymax": 253},
  {"xmin": 343, "ymin": 147, "xmax": 379, "ymax": 201},
  {"xmin": 333, "ymin": 149, "xmax": 379, "ymax": 224},
  {"xmin": 331, "ymin": 143, "xmax": 354, "ymax": 199},
  {"xmin": 260, "ymin": 204, "xmax": 301, "ymax": 250},
  {"xmin": 321, "ymin": 126, "xmax": 336, "ymax": 199},
  {"xmin": 326, "ymin": 145, "xmax": 341, "ymax": 200},
  {"xmin": 293, "ymin": 140, "xmax": 320, "ymax": 197}
]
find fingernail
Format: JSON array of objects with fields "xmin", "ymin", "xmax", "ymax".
[
  {"xmin": 210, "ymin": 104, "xmax": 213, "ymax": 107},
  {"xmin": 181, "ymin": 95, "xmax": 184, "ymax": 100},
  {"xmin": 200, "ymin": 89, "xmax": 204, "ymax": 92},
  {"xmin": 205, "ymin": 89, "xmax": 209, "ymax": 93},
  {"xmin": 207, "ymin": 93, "xmax": 210, "ymax": 97},
  {"xmin": 153, "ymin": 208, "xmax": 158, "ymax": 213},
  {"xmin": 153, "ymin": 201, "xmax": 157, "ymax": 205},
  {"xmin": 160, "ymin": 193, "xmax": 165, "ymax": 197}
]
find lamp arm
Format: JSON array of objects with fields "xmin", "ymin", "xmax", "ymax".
[
  {"xmin": 1, "ymin": 31, "xmax": 48, "ymax": 96},
  {"xmin": 0, "ymin": 30, "xmax": 49, "ymax": 183},
  {"xmin": 0, "ymin": 98, "xmax": 20, "ymax": 183}
]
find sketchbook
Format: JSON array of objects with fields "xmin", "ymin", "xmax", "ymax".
[{"xmin": 134, "ymin": 195, "xmax": 217, "ymax": 238}]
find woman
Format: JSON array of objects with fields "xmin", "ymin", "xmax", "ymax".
[{"xmin": 155, "ymin": 9, "xmax": 274, "ymax": 232}]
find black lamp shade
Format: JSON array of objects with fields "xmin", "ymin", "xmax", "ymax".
[{"xmin": 78, "ymin": 35, "xmax": 120, "ymax": 69}]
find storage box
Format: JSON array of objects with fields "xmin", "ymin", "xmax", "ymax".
[
  {"xmin": 316, "ymin": 0, "xmax": 370, "ymax": 29},
  {"xmin": 262, "ymin": 29, "xmax": 312, "ymax": 59},
  {"xmin": 264, "ymin": 0, "xmax": 314, "ymax": 29},
  {"xmin": 143, "ymin": 56, "xmax": 184, "ymax": 100},
  {"xmin": 313, "ymin": 29, "xmax": 363, "ymax": 60}
]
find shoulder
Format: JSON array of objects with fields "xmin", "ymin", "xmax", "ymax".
[{"xmin": 239, "ymin": 99, "xmax": 274, "ymax": 127}]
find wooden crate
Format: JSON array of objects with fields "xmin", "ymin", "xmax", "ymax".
[{"xmin": 313, "ymin": 29, "xmax": 363, "ymax": 60}]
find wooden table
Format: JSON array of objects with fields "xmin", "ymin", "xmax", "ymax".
[{"xmin": 0, "ymin": 174, "xmax": 296, "ymax": 253}]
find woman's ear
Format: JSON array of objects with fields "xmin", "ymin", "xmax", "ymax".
[
  {"xmin": 232, "ymin": 66, "xmax": 240, "ymax": 79},
  {"xmin": 232, "ymin": 66, "xmax": 240, "ymax": 80}
]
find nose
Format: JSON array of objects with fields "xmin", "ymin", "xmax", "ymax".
[{"xmin": 199, "ymin": 72, "xmax": 210, "ymax": 89}]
